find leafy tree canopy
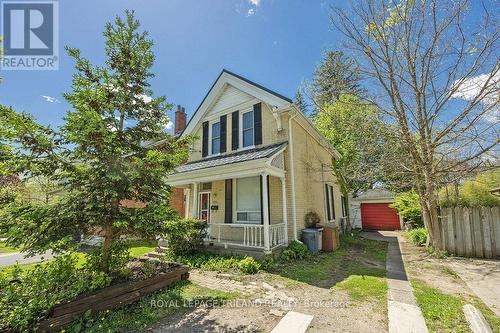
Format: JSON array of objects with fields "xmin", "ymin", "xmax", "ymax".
[
  {"xmin": 439, "ymin": 169, "xmax": 500, "ymax": 207},
  {"xmin": 0, "ymin": 11, "xmax": 189, "ymax": 272},
  {"xmin": 309, "ymin": 50, "xmax": 365, "ymax": 115},
  {"xmin": 314, "ymin": 94, "xmax": 407, "ymax": 195}
]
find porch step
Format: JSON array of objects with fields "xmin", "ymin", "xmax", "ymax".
[
  {"xmin": 156, "ymin": 246, "xmax": 168, "ymax": 253},
  {"xmin": 145, "ymin": 251, "xmax": 164, "ymax": 259},
  {"xmin": 204, "ymin": 243, "xmax": 285, "ymax": 259}
]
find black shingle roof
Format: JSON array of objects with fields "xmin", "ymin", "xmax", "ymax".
[{"xmin": 175, "ymin": 142, "xmax": 287, "ymax": 174}]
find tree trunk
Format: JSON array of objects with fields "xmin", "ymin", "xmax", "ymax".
[
  {"xmin": 331, "ymin": 157, "xmax": 351, "ymax": 228},
  {"xmin": 419, "ymin": 193, "xmax": 443, "ymax": 249},
  {"xmin": 100, "ymin": 225, "xmax": 114, "ymax": 273}
]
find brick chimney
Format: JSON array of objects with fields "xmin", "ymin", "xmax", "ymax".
[{"xmin": 174, "ymin": 105, "xmax": 187, "ymax": 135}]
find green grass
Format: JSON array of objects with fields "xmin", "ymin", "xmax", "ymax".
[
  {"xmin": 268, "ymin": 232, "xmax": 387, "ymax": 284},
  {"xmin": 412, "ymin": 280, "xmax": 500, "ymax": 333},
  {"xmin": 0, "ymin": 241, "xmax": 19, "ymax": 254},
  {"xmin": 335, "ymin": 275, "xmax": 387, "ymax": 304},
  {"xmin": 69, "ymin": 281, "xmax": 239, "ymax": 333},
  {"xmin": 0, "ymin": 241, "xmax": 156, "ymax": 279},
  {"xmin": 127, "ymin": 240, "xmax": 156, "ymax": 257}
]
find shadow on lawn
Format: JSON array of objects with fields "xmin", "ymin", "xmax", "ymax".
[
  {"xmin": 266, "ymin": 232, "xmax": 389, "ymax": 289},
  {"xmin": 149, "ymin": 307, "xmax": 263, "ymax": 333}
]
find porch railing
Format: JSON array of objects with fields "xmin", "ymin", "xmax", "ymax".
[{"xmin": 205, "ymin": 222, "xmax": 286, "ymax": 250}]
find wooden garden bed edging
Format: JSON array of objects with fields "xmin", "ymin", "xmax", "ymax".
[{"xmin": 36, "ymin": 265, "xmax": 189, "ymax": 332}]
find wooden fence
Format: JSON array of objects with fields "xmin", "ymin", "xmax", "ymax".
[{"xmin": 439, "ymin": 207, "xmax": 500, "ymax": 258}]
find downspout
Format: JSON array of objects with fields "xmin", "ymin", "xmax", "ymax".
[{"xmin": 288, "ymin": 108, "xmax": 299, "ymax": 241}]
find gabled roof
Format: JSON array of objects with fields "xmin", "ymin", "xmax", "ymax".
[
  {"xmin": 353, "ymin": 188, "xmax": 395, "ymax": 201},
  {"xmin": 174, "ymin": 141, "xmax": 287, "ymax": 174},
  {"xmin": 181, "ymin": 69, "xmax": 292, "ymax": 136}
]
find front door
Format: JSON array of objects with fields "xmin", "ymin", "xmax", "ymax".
[{"xmin": 199, "ymin": 192, "xmax": 211, "ymax": 223}]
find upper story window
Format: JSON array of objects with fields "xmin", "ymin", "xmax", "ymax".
[
  {"xmin": 211, "ymin": 122, "xmax": 220, "ymax": 155},
  {"xmin": 242, "ymin": 111, "xmax": 254, "ymax": 148}
]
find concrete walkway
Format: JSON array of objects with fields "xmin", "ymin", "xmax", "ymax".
[
  {"xmin": 362, "ymin": 231, "xmax": 428, "ymax": 333},
  {"xmin": 0, "ymin": 251, "xmax": 54, "ymax": 268},
  {"xmin": 448, "ymin": 258, "xmax": 500, "ymax": 317}
]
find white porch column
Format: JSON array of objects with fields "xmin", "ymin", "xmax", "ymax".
[
  {"xmin": 191, "ymin": 183, "xmax": 199, "ymax": 219},
  {"xmin": 184, "ymin": 188, "xmax": 190, "ymax": 218},
  {"xmin": 280, "ymin": 177, "xmax": 289, "ymax": 245},
  {"xmin": 262, "ymin": 174, "xmax": 270, "ymax": 252}
]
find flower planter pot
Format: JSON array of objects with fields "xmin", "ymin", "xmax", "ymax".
[{"xmin": 35, "ymin": 263, "xmax": 189, "ymax": 333}]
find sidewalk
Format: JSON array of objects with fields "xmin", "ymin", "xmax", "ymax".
[
  {"xmin": 362, "ymin": 231, "xmax": 428, "ymax": 333},
  {"xmin": 0, "ymin": 251, "xmax": 54, "ymax": 268}
]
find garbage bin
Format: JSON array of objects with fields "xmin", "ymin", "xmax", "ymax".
[{"xmin": 302, "ymin": 228, "xmax": 321, "ymax": 253}]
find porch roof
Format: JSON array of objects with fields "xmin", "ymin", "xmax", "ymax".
[
  {"xmin": 166, "ymin": 142, "xmax": 287, "ymax": 185},
  {"xmin": 176, "ymin": 141, "xmax": 287, "ymax": 174}
]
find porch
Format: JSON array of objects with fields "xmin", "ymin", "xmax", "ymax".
[
  {"xmin": 166, "ymin": 143, "xmax": 289, "ymax": 253},
  {"xmin": 205, "ymin": 222, "xmax": 287, "ymax": 251}
]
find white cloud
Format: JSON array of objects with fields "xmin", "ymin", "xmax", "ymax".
[
  {"xmin": 452, "ymin": 72, "xmax": 499, "ymax": 104},
  {"xmin": 41, "ymin": 95, "xmax": 60, "ymax": 103},
  {"xmin": 164, "ymin": 121, "xmax": 174, "ymax": 130},
  {"xmin": 139, "ymin": 94, "xmax": 152, "ymax": 103},
  {"xmin": 237, "ymin": 0, "xmax": 261, "ymax": 17},
  {"xmin": 452, "ymin": 71, "xmax": 499, "ymax": 122}
]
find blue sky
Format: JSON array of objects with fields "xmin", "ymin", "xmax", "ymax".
[{"xmin": 0, "ymin": 0, "xmax": 347, "ymax": 130}]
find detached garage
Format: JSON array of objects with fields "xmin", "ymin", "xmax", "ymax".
[{"xmin": 350, "ymin": 189, "xmax": 402, "ymax": 231}]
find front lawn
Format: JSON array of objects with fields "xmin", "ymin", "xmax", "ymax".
[
  {"xmin": 267, "ymin": 232, "xmax": 388, "ymax": 304},
  {"xmin": 126, "ymin": 240, "xmax": 157, "ymax": 257},
  {"xmin": 413, "ymin": 280, "xmax": 500, "ymax": 333},
  {"xmin": 0, "ymin": 241, "xmax": 156, "ymax": 280},
  {"xmin": 0, "ymin": 242, "xmax": 19, "ymax": 254}
]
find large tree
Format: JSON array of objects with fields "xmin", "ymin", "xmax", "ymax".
[
  {"xmin": 315, "ymin": 94, "xmax": 408, "ymax": 195},
  {"xmin": 0, "ymin": 11, "xmax": 188, "ymax": 272},
  {"xmin": 332, "ymin": 0, "xmax": 499, "ymax": 247},
  {"xmin": 309, "ymin": 50, "xmax": 365, "ymax": 114}
]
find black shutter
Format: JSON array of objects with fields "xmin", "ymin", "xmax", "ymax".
[
  {"xmin": 220, "ymin": 115, "xmax": 227, "ymax": 153},
  {"xmin": 341, "ymin": 196, "xmax": 346, "ymax": 217},
  {"xmin": 325, "ymin": 184, "xmax": 331, "ymax": 221},
  {"xmin": 202, "ymin": 121, "xmax": 209, "ymax": 157},
  {"xmin": 330, "ymin": 186, "xmax": 336, "ymax": 220},
  {"xmin": 224, "ymin": 179, "xmax": 232, "ymax": 223},
  {"xmin": 231, "ymin": 111, "xmax": 239, "ymax": 150},
  {"xmin": 253, "ymin": 103, "xmax": 262, "ymax": 145}
]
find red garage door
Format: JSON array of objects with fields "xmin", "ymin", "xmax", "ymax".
[{"xmin": 361, "ymin": 203, "xmax": 400, "ymax": 230}]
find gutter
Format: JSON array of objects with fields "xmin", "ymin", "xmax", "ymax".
[{"xmin": 288, "ymin": 109, "xmax": 299, "ymax": 241}]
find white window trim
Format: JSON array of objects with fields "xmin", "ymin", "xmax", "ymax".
[
  {"xmin": 208, "ymin": 120, "xmax": 221, "ymax": 157},
  {"xmin": 198, "ymin": 190, "xmax": 212, "ymax": 223},
  {"xmin": 232, "ymin": 177, "xmax": 262, "ymax": 225},
  {"xmin": 239, "ymin": 108, "xmax": 255, "ymax": 151}
]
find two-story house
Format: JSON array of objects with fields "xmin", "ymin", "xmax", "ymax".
[{"xmin": 165, "ymin": 70, "xmax": 345, "ymax": 255}]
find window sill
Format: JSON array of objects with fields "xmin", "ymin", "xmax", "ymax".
[
  {"xmin": 237, "ymin": 145, "xmax": 256, "ymax": 152},
  {"xmin": 235, "ymin": 221, "xmax": 262, "ymax": 225}
]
